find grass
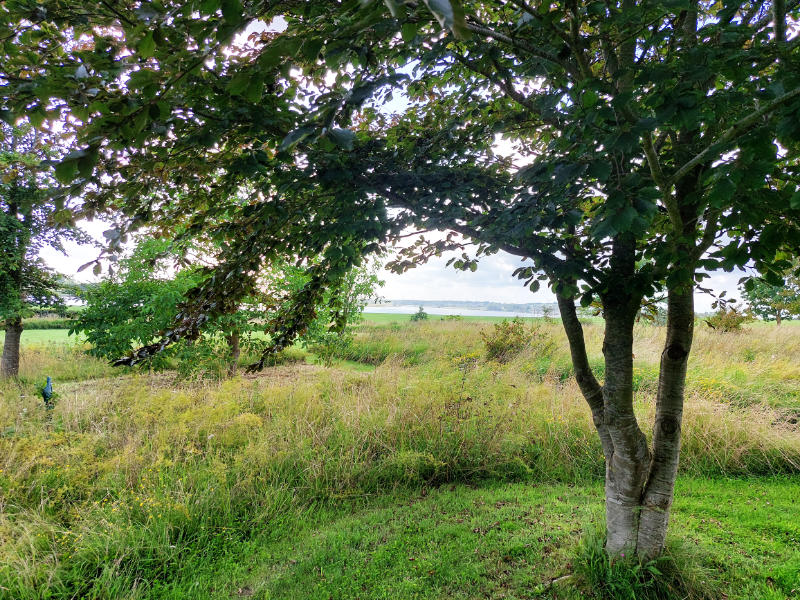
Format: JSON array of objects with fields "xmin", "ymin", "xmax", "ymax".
[
  {"xmin": 0, "ymin": 328, "xmax": 80, "ymax": 345},
  {"xmin": 1, "ymin": 317, "xmax": 799, "ymax": 598}
]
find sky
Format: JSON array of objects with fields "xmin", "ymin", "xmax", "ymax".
[{"xmin": 41, "ymin": 219, "xmax": 744, "ymax": 313}]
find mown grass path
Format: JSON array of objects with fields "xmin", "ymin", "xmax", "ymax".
[{"xmin": 140, "ymin": 477, "xmax": 800, "ymax": 599}]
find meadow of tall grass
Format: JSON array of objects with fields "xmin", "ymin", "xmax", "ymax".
[{"xmin": 1, "ymin": 319, "xmax": 798, "ymax": 598}]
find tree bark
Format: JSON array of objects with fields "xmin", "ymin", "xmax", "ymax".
[
  {"xmin": 557, "ymin": 293, "xmax": 614, "ymax": 462},
  {"xmin": 226, "ymin": 329, "xmax": 240, "ymax": 376},
  {"xmin": 636, "ymin": 287, "xmax": 694, "ymax": 559},
  {"xmin": 602, "ymin": 304, "xmax": 651, "ymax": 556},
  {"xmin": 1, "ymin": 317, "xmax": 23, "ymax": 379},
  {"xmin": 776, "ymin": 312, "xmax": 782, "ymax": 326}
]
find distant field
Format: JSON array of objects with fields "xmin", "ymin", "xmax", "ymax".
[
  {"xmin": 0, "ymin": 328, "xmax": 81, "ymax": 346},
  {"xmin": 362, "ymin": 312, "xmax": 548, "ymax": 324}
]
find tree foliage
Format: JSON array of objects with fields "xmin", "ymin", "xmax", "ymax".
[
  {"xmin": 741, "ymin": 269, "xmax": 800, "ymax": 324},
  {"xmin": 0, "ymin": 124, "xmax": 82, "ymax": 320},
  {"xmin": 0, "ymin": 122, "xmax": 89, "ymax": 376},
  {"xmin": 73, "ymin": 236, "xmax": 383, "ymax": 374}
]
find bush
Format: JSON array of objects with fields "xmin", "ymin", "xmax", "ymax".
[
  {"xmin": 481, "ymin": 318, "xmax": 535, "ymax": 362},
  {"xmin": 704, "ymin": 307, "xmax": 752, "ymax": 333},
  {"xmin": 410, "ymin": 306, "xmax": 428, "ymax": 321}
]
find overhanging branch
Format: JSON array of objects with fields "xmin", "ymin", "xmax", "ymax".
[{"xmin": 670, "ymin": 87, "xmax": 800, "ymax": 186}]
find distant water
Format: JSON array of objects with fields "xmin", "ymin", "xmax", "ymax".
[{"xmin": 364, "ymin": 305, "xmax": 542, "ymax": 318}]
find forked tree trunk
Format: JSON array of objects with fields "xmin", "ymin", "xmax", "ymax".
[
  {"xmin": 1, "ymin": 317, "xmax": 23, "ymax": 379},
  {"xmin": 558, "ymin": 286, "xmax": 694, "ymax": 559}
]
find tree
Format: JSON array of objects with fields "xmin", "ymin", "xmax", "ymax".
[
  {"xmin": 74, "ymin": 236, "xmax": 383, "ymax": 375},
  {"xmin": 0, "ymin": 123, "xmax": 87, "ymax": 378},
  {"xmin": 741, "ymin": 271, "xmax": 800, "ymax": 325},
  {"xmin": 3, "ymin": 0, "xmax": 800, "ymax": 559}
]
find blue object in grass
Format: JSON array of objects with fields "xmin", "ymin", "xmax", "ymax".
[{"xmin": 41, "ymin": 376, "xmax": 54, "ymax": 409}]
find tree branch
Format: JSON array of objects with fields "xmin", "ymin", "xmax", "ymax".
[
  {"xmin": 556, "ymin": 292, "xmax": 614, "ymax": 461},
  {"xmin": 464, "ymin": 23, "xmax": 572, "ymax": 73},
  {"xmin": 642, "ymin": 133, "xmax": 682, "ymax": 228},
  {"xmin": 670, "ymin": 86, "xmax": 800, "ymax": 186}
]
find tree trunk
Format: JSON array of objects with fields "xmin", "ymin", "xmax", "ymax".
[
  {"xmin": 557, "ymin": 238, "xmax": 696, "ymax": 558},
  {"xmin": 776, "ymin": 312, "xmax": 782, "ymax": 326},
  {"xmin": 602, "ymin": 305, "xmax": 651, "ymax": 556},
  {"xmin": 226, "ymin": 329, "xmax": 240, "ymax": 376},
  {"xmin": 1, "ymin": 317, "xmax": 23, "ymax": 378},
  {"xmin": 636, "ymin": 287, "xmax": 694, "ymax": 558}
]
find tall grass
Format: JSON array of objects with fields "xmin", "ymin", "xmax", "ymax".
[{"xmin": 1, "ymin": 319, "xmax": 798, "ymax": 597}]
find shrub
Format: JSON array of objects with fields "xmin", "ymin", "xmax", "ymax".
[
  {"xmin": 482, "ymin": 318, "xmax": 535, "ymax": 362},
  {"xmin": 704, "ymin": 307, "xmax": 752, "ymax": 333},
  {"xmin": 410, "ymin": 306, "xmax": 428, "ymax": 321}
]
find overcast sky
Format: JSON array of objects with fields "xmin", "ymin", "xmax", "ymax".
[{"xmin": 41, "ymin": 218, "xmax": 744, "ymax": 313}]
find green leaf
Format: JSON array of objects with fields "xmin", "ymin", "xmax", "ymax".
[
  {"xmin": 790, "ymin": 191, "xmax": 800, "ymax": 210},
  {"xmin": 279, "ymin": 125, "xmax": 316, "ymax": 152},
  {"xmin": 383, "ymin": 0, "xmax": 405, "ymax": 18},
  {"xmin": 29, "ymin": 108, "xmax": 46, "ymax": 129},
  {"xmin": 199, "ymin": 0, "xmax": 220, "ymax": 14},
  {"xmin": 138, "ymin": 31, "xmax": 156, "ymax": 59},
  {"xmin": 587, "ymin": 161, "xmax": 612, "ymax": 182},
  {"xmin": 259, "ymin": 43, "xmax": 286, "ymax": 70},
  {"xmin": 227, "ymin": 72, "xmax": 250, "ymax": 95},
  {"xmin": 77, "ymin": 149, "xmax": 99, "ymax": 178},
  {"xmin": 423, "ymin": 0, "xmax": 470, "ymax": 38},
  {"xmin": 54, "ymin": 160, "xmax": 78, "ymax": 184},
  {"xmin": 221, "ymin": 0, "xmax": 243, "ymax": 25},
  {"xmin": 245, "ymin": 78, "xmax": 264, "ymax": 103},
  {"xmin": 301, "ymin": 38, "xmax": 324, "ymax": 61},
  {"xmin": 328, "ymin": 128, "xmax": 356, "ymax": 151},
  {"xmin": 401, "ymin": 22, "xmax": 417, "ymax": 42},
  {"xmin": 709, "ymin": 178, "xmax": 736, "ymax": 207}
]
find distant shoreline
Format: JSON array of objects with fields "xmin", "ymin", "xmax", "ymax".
[{"xmin": 365, "ymin": 300, "xmax": 559, "ymax": 318}]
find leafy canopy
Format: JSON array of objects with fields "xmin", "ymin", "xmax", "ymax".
[
  {"xmin": 2, "ymin": 0, "xmax": 800, "ymax": 362},
  {"xmin": 741, "ymin": 266, "xmax": 800, "ymax": 322},
  {"xmin": 0, "ymin": 123, "xmax": 89, "ymax": 324},
  {"xmin": 73, "ymin": 236, "xmax": 383, "ymax": 372}
]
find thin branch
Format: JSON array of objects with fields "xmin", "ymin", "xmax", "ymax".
[
  {"xmin": 692, "ymin": 208, "xmax": 722, "ymax": 261},
  {"xmin": 464, "ymin": 23, "xmax": 571, "ymax": 73},
  {"xmin": 670, "ymin": 86, "xmax": 800, "ymax": 186},
  {"xmin": 642, "ymin": 133, "xmax": 682, "ymax": 228}
]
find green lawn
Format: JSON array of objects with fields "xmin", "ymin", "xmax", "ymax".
[
  {"xmin": 111, "ymin": 477, "xmax": 800, "ymax": 600},
  {"xmin": 0, "ymin": 328, "xmax": 81, "ymax": 346}
]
